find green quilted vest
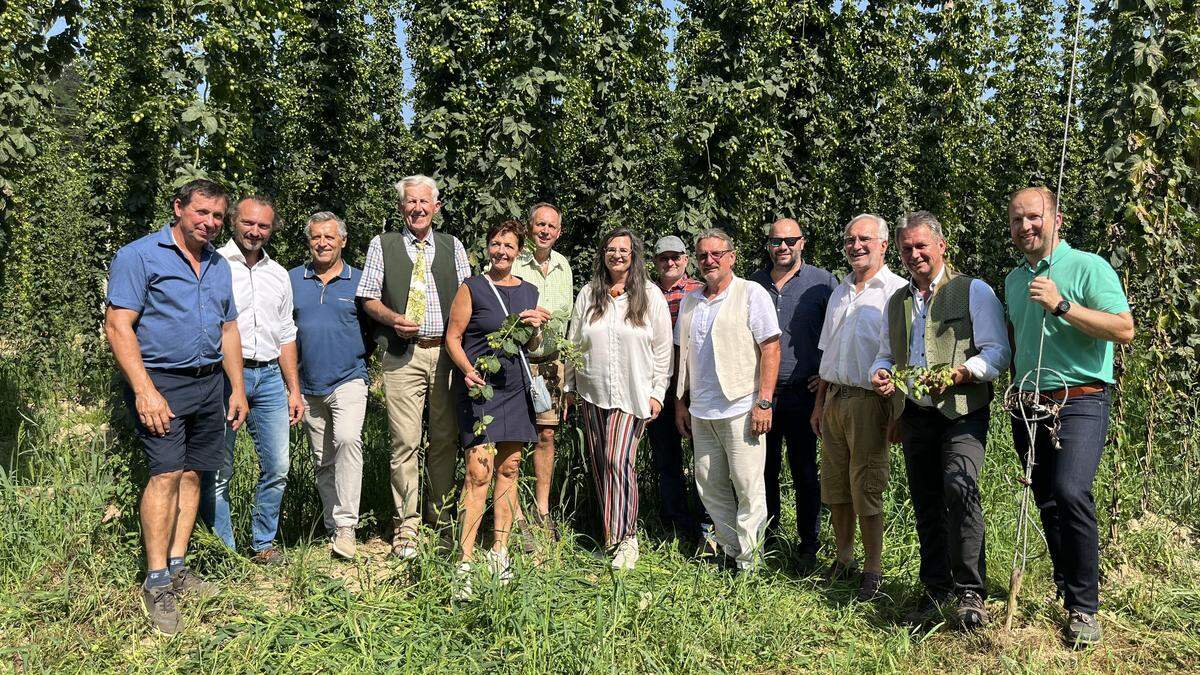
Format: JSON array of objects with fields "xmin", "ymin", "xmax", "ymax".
[
  {"xmin": 373, "ymin": 230, "xmax": 461, "ymax": 356},
  {"xmin": 885, "ymin": 268, "xmax": 991, "ymax": 419}
]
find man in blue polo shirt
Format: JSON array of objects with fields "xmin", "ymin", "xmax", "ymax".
[
  {"xmin": 290, "ymin": 212, "xmax": 370, "ymax": 560},
  {"xmin": 104, "ymin": 179, "xmax": 249, "ymax": 634},
  {"xmin": 749, "ymin": 218, "xmax": 837, "ymax": 571},
  {"xmin": 1005, "ymin": 186, "xmax": 1134, "ymax": 647}
]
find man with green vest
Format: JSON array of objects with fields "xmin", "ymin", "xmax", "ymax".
[
  {"xmin": 357, "ymin": 174, "xmax": 472, "ymax": 558},
  {"xmin": 870, "ymin": 211, "xmax": 1009, "ymax": 628}
]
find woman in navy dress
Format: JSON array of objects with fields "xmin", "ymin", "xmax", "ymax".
[{"xmin": 445, "ymin": 219, "xmax": 549, "ymax": 594}]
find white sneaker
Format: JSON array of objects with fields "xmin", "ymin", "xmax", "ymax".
[
  {"xmin": 452, "ymin": 562, "xmax": 473, "ymax": 601},
  {"xmin": 331, "ymin": 527, "xmax": 356, "ymax": 559},
  {"xmin": 485, "ymin": 548, "xmax": 513, "ymax": 585},
  {"xmin": 612, "ymin": 537, "xmax": 639, "ymax": 570}
]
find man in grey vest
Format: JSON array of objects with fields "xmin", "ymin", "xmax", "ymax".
[
  {"xmin": 357, "ymin": 174, "xmax": 471, "ymax": 558},
  {"xmin": 870, "ymin": 211, "xmax": 1009, "ymax": 627}
]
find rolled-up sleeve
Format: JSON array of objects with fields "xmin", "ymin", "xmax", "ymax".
[
  {"xmin": 356, "ymin": 235, "xmax": 384, "ymax": 300},
  {"xmin": 279, "ymin": 277, "xmax": 298, "ymax": 344},
  {"xmin": 964, "ymin": 279, "xmax": 1011, "ymax": 382},
  {"xmin": 106, "ymin": 248, "xmax": 147, "ymax": 313},
  {"xmin": 747, "ymin": 284, "xmax": 782, "ymax": 343},
  {"xmin": 871, "ymin": 310, "xmax": 896, "ymax": 376}
]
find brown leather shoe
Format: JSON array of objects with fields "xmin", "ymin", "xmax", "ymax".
[
  {"xmin": 856, "ymin": 571, "xmax": 883, "ymax": 602},
  {"xmin": 251, "ymin": 547, "xmax": 284, "ymax": 566}
]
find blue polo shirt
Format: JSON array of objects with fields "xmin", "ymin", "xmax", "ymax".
[
  {"xmin": 289, "ymin": 262, "xmax": 370, "ymax": 396},
  {"xmin": 106, "ymin": 224, "xmax": 237, "ymax": 369},
  {"xmin": 750, "ymin": 263, "xmax": 838, "ymax": 389}
]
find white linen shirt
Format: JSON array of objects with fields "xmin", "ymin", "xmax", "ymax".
[
  {"xmin": 817, "ymin": 265, "xmax": 906, "ymax": 389},
  {"xmin": 564, "ymin": 286, "xmax": 673, "ymax": 420},
  {"xmin": 218, "ymin": 240, "xmax": 297, "ymax": 361},
  {"xmin": 674, "ymin": 281, "xmax": 781, "ymax": 420},
  {"xmin": 871, "ymin": 265, "xmax": 1011, "ymax": 405}
]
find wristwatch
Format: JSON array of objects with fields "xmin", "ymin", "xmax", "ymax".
[
  {"xmin": 756, "ymin": 399, "xmax": 774, "ymax": 411},
  {"xmin": 1052, "ymin": 299, "xmax": 1072, "ymax": 317}
]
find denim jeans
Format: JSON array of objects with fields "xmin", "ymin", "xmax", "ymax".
[
  {"xmin": 764, "ymin": 387, "xmax": 821, "ymax": 554},
  {"xmin": 1012, "ymin": 389, "xmax": 1110, "ymax": 614},
  {"xmin": 200, "ymin": 363, "xmax": 291, "ymax": 552}
]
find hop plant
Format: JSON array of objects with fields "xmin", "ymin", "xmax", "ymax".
[{"xmin": 893, "ymin": 364, "xmax": 957, "ymax": 399}]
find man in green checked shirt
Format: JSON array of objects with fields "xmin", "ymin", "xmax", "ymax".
[{"xmin": 511, "ymin": 202, "xmax": 574, "ymax": 541}]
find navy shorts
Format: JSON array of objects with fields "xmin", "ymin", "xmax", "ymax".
[{"xmin": 124, "ymin": 368, "xmax": 226, "ymax": 475}]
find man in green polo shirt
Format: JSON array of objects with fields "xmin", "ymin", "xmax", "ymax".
[
  {"xmin": 511, "ymin": 202, "xmax": 574, "ymax": 541},
  {"xmin": 1004, "ymin": 186, "xmax": 1134, "ymax": 648}
]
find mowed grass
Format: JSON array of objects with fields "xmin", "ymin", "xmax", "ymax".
[{"xmin": 2, "ymin": 352, "xmax": 1199, "ymax": 673}]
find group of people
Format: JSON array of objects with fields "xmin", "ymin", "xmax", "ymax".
[{"xmin": 107, "ymin": 175, "xmax": 1131, "ymax": 649}]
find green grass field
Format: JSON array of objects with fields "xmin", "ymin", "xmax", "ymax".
[{"xmin": 2, "ymin": 350, "xmax": 1199, "ymax": 673}]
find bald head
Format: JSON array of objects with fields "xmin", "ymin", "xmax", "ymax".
[
  {"xmin": 770, "ymin": 218, "xmax": 803, "ymax": 238},
  {"xmin": 767, "ymin": 218, "xmax": 806, "ymax": 272}
]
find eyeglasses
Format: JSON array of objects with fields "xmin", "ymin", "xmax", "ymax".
[
  {"xmin": 843, "ymin": 235, "xmax": 879, "ymax": 247},
  {"xmin": 605, "ymin": 247, "xmax": 632, "ymax": 256},
  {"xmin": 696, "ymin": 250, "xmax": 733, "ymax": 262},
  {"xmin": 768, "ymin": 236, "xmax": 803, "ymax": 248}
]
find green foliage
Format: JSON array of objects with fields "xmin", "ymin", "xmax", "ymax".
[{"xmin": 891, "ymin": 363, "xmax": 955, "ymax": 400}]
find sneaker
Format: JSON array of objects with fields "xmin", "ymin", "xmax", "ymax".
[
  {"xmin": 825, "ymin": 558, "xmax": 861, "ymax": 583},
  {"xmin": 251, "ymin": 547, "xmax": 284, "ymax": 566},
  {"xmin": 903, "ymin": 591, "xmax": 953, "ymax": 625},
  {"xmin": 1066, "ymin": 610, "xmax": 1102, "ymax": 648},
  {"xmin": 171, "ymin": 567, "xmax": 218, "ymax": 599},
  {"xmin": 856, "ymin": 571, "xmax": 883, "ymax": 602},
  {"xmin": 485, "ymin": 548, "xmax": 513, "ymax": 585},
  {"xmin": 956, "ymin": 590, "xmax": 989, "ymax": 629},
  {"xmin": 612, "ymin": 537, "xmax": 639, "ymax": 571},
  {"xmin": 452, "ymin": 562, "xmax": 473, "ymax": 602},
  {"xmin": 141, "ymin": 583, "xmax": 180, "ymax": 634},
  {"xmin": 331, "ymin": 527, "xmax": 356, "ymax": 560}
]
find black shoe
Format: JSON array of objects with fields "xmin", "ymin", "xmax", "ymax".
[
  {"xmin": 796, "ymin": 553, "xmax": 819, "ymax": 576},
  {"xmin": 903, "ymin": 590, "xmax": 953, "ymax": 625},
  {"xmin": 955, "ymin": 590, "xmax": 988, "ymax": 630},
  {"xmin": 856, "ymin": 571, "xmax": 883, "ymax": 602},
  {"xmin": 825, "ymin": 558, "xmax": 861, "ymax": 583},
  {"xmin": 141, "ymin": 583, "xmax": 180, "ymax": 634},
  {"xmin": 1066, "ymin": 610, "xmax": 1102, "ymax": 648}
]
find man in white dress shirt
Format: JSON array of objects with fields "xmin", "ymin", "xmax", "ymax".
[
  {"xmin": 811, "ymin": 213, "xmax": 906, "ymax": 600},
  {"xmin": 201, "ymin": 195, "xmax": 303, "ymax": 564},
  {"xmin": 674, "ymin": 228, "xmax": 781, "ymax": 571},
  {"xmin": 870, "ymin": 211, "xmax": 1010, "ymax": 627}
]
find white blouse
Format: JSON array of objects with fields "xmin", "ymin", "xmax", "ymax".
[{"xmin": 564, "ymin": 285, "xmax": 673, "ymax": 419}]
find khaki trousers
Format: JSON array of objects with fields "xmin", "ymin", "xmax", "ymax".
[
  {"xmin": 303, "ymin": 379, "xmax": 368, "ymax": 531},
  {"xmin": 381, "ymin": 344, "xmax": 460, "ymax": 539},
  {"xmin": 692, "ymin": 412, "xmax": 768, "ymax": 569}
]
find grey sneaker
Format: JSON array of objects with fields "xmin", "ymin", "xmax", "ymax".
[
  {"xmin": 141, "ymin": 583, "xmax": 180, "ymax": 634},
  {"xmin": 955, "ymin": 590, "xmax": 988, "ymax": 629},
  {"xmin": 331, "ymin": 527, "xmax": 356, "ymax": 559},
  {"xmin": 171, "ymin": 567, "xmax": 218, "ymax": 598},
  {"xmin": 1066, "ymin": 610, "xmax": 1102, "ymax": 647}
]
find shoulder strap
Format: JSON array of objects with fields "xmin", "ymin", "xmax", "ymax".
[{"xmin": 483, "ymin": 275, "xmax": 535, "ymax": 384}]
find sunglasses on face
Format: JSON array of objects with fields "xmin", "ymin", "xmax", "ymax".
[{"xmin": 768, "ymin": 236, "xmax": 803, "ymax": 248}]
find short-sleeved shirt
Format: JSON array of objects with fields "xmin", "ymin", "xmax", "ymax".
[
  {"xmin": 289, "ymin": 262, "xmax": 371, "ymax": 396},
  {"xmin": 817, "ymin": 266, "xmax": 907, "ymax": 389},
  {"xmin": 1005, "ymin": 241, "xmax": 1130, "ymax": 389},
  {"xmin": 749, "ymin": 264, "xmax": 838, "ymax": 389},
  {"xmin": 106, "ymin": 224, "xmax": 238, "ymax": 369},
  {"xmin": 658, "ymin": 275, "xmax": 705, "ymax": 326},
  {"xmin": 356, "ymin": 227, "xmax": 472, "ymax": 338},
  {"xmin": 511, "ymin": 249, "xmax": 573, "ymax": 358}
]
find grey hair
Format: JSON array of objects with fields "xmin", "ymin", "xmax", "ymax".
[
  {"xmin": 527, "ymin": 201, "xmax": 562, "ymax": 224},
  {"xmin": 394, "ymin": 174, "xmax": 440, "ymax": 203},
  {"xmin": 694, "ymin": 227, "xmax": 734, "ymax": 251},
  {"xmin": 844, "ymin": 213, "xmax": 888, "ymax": 241},
  {"xmin": 305, "ymin": 211, "xmax": 347, "ymax": 238},
  {"xmin": 897, "ymin": 210, "xmax": 944, "ymax": 241}
]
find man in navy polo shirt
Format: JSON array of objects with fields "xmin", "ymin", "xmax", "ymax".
[
  {"xmin": 289, "ymin": 212, "xmax": 371, "ymax": 560},
  {"xmin": 749, "ymin": 218, "xmax": 837, "ymax": 572},
  {"xmin": 105, "ymin": 179, "xmax": 249, "ymax": 634}
]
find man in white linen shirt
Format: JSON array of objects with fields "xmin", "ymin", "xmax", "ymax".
[
  {"xmin": 870, "ymin": 211, "xmax": 1010, "ymax": 627},
  {"xmin": 810, "ymin": 213, "xmax": 906, "ymax": 600},
  {"xmin": 201, "ymin": 195, "xmax": 303, "ymax": 564},
  {"xmin": 674, "ymin": 228, "xmax": 781, "ymax": 571}
]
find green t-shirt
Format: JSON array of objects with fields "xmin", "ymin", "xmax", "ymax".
[{"xmin": 1005, "ymin": 241, "xmax": 1130, "ymax": 390}]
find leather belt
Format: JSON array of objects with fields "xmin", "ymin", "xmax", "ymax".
[
  {"xmin": 1040, "ymin": 382, "xmax": 1106, "ymax": 401},
  {"xmin": 414, "ymin": 337, "xmax": 444, "ymax": 348},
  {"xmin": 829, "ymin": 383, "xmax": 873, "ymax": 399},
  {"xmin": 243, "ymin": 358, "xmax": 277, "ymax": 369},
  {"xmin": 149, "ymin": 363, "xmax": 220, "ymax": 377}
]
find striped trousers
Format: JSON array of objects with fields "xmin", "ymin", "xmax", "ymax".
[{"xmin": 580, "ymin": 401, "xmax": 647, "ymax": 547}]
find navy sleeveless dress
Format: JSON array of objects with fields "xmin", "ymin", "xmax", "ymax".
[{"xmin": 457, "ymin": 274, "xmax": 539, "ymax": 447}]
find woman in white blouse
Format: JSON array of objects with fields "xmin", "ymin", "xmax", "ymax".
[{"xmin": 564, "ymin": 228, "xmax": 673, "ymax": 569}]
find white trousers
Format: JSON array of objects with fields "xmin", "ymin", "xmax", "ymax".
[
  {"xmin": 692, "ymin": 412, "xmax": 768, "ymax": 569},
  {"xmin": 303, "ymin": 379, "xmax": 368, "ymax": 531}
]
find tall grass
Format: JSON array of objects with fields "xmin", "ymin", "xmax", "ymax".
[{"xmin": 2, "ymin": 345, "xmax": 1199, "ymax": 672}]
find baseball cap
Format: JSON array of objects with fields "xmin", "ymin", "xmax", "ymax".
[{"xmin": 654, "ymin": 235, "xmax": 687, "ymax": 256}]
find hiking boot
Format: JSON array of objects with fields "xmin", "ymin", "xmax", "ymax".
[
  {"xmin": 331, "ymin": 527, "xmax": 356, "ymax": 560},
  {"xmin": 825, "ymin": 558, "xmax": 861, "ymax": 583},
  {"xmin": 141, "ymin": 583, "xmax": 181, "ymax": 634},
  {"xmin": 171, "ymin": 567, "xmax": 218, "ymax": 599},
  {"xmin": 1066, "ymin": 610, "xmax": 1102, "ymax": 648},
  {"xmin": 903, "ymin": 591, "xmax": 952, "ymax": 625},
  {"xmin": 251, "ymin": 547, "xmax": 284, "ymax": 566},
  {"xmin": 612, "ymin": 537, "xmax": 640, "ymax": 571},
  {"xmin": 856, "ymin": 571, "xmax": 883, "ymax": 602},
  {"xmin": 796, "ymin": 552, "xmax": 819, "ymax": 576},
  {"xmin": 956, "ymin": 590, "xmax": 988, "ymax": 629}
]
